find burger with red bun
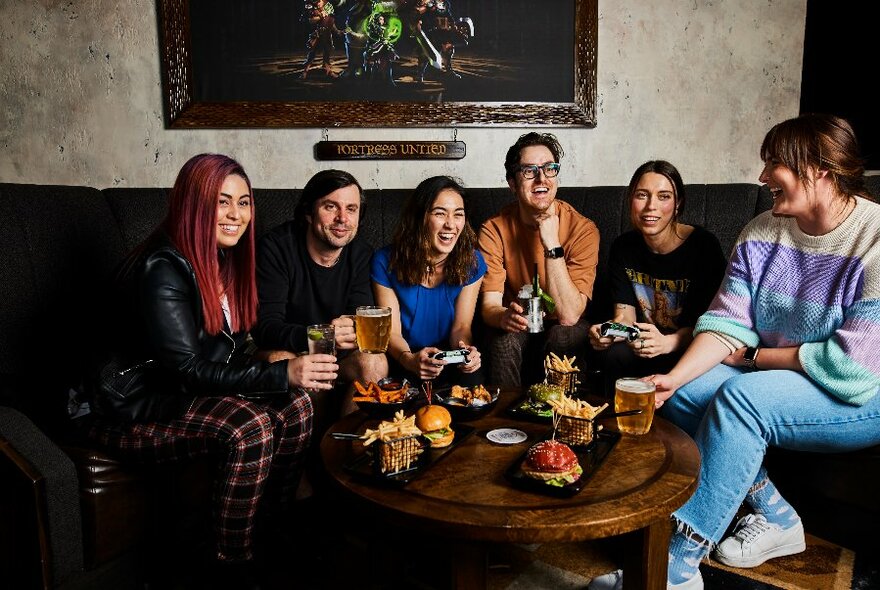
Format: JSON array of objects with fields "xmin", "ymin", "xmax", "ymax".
[
  {"xmin": 522, "ymin": 439, "xmax": 582, "ymax": 487},
  {"xmin": 414, "ymin": 405, "xmax": 455, "ymax": 448}
]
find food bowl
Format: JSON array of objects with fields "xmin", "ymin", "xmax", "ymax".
[
  {"xmin": 354, "ymin": 378, "xmax": 418, "ymax": 419},
  {"xmin": 434, "ymin": 386, "xmax": 500, "ymax": 421},
  {"xmin": 377, "ymin": 377, "xmax": 407, "ymax": 391}
]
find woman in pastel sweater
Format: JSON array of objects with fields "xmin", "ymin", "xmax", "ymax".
[
  {"xmin": 657, "ymin": 114, "xmax": 880, "ymax": 589},
  {"xmin": 590, "ymin": 114, "xmax": 880, "ymax": 590}
]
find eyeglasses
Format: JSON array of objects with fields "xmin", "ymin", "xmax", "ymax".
[{"xmin": 518, "ymin": 162, "xmax": 561, "ymax": 179}]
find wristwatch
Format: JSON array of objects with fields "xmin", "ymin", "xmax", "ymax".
[
  {"xmin": 743, "ymin": 346, "xmax": 760, "ymax": 370},
  {"xmin": 544, "ymin": 246, "xmax": 564, "ymax": 259}
]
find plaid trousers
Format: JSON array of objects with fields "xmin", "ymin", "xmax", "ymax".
[{"xmin": 90, "ymin": 392, "xmax": 313, "ymax": 561}]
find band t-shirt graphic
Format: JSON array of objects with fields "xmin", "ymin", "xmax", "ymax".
[{"xmin": 608, "ymin": 226, "xmax": 727, "ymax": 334}]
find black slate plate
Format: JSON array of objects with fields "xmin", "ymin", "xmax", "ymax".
[
  {"xmin": 505, "ymin": 394, "xmax": 555, "ymax": 423},
  {"xmin": 342, "ymin": 424, "xmax": 475, "ymax": 487},
  {"xmin": 503, "ymin": 430, "xmax": 621, "ymax": 498}
]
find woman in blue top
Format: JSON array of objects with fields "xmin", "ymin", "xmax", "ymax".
[{"xmin": 372, "ymin": 176, "xmax": 487, "ymax": 385}]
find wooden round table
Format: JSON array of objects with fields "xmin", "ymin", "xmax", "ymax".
[{"xmin": 320, "ymin": 388, "xmax": 700, "ymax": 590}]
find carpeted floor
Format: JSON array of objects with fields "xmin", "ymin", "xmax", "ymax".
[{"xmin": 481, "ymin": 532, "xmax": 880, "ymax": 590}]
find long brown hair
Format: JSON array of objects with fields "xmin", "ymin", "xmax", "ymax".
[
  {"xmin": 388, "ymin": 176, "xmax": 478, "ymax": 285},
  {"xmin": 165, "ymin": 153, "xmax": 258, "ymax": 335},
  {"xmin": 760, "ymin": 113, "xmax": 873, "ymax": 201}
]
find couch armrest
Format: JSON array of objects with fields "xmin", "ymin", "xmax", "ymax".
[{"xmin": 0, "ymin": 406, "xmax": 84, "ymax": 588}]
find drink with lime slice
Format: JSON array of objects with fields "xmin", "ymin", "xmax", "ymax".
[
  {"xmin": 517, "ymin": 284, "xmax": 544, "ymax": 333},
  {"xmin": 307, "ymin": 324, "xmax": 336, "ymax": 355}
]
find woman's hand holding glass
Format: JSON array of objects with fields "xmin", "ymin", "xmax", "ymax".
[
  {"xmin": 641, "ymin": 373, "xmax": 679, "ymax": 409},
  {"xmin": 286, "ymin": 354, "xmax": 338, "ymax": 391}
]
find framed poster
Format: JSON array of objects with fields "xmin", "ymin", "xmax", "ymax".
[{"xmin": 158, "ymin": 0, "xmax": 596, "ymax": 128}]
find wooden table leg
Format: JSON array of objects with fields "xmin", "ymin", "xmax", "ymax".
[
  {"xmin": 620, "ymin": 518, "xmax": 673, "ymax": 590},
  {"xmin": 450, "ymin": 541, "xmax": 487, "ymax": 590}
]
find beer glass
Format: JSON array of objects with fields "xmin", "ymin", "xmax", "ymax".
[
  {"xmin": 614, "ymin": 378, "xmax": 655, "ymax": 435},
  {"xmin": 355, "ymin": 306, "xmax": 392, "ymax": 353}
]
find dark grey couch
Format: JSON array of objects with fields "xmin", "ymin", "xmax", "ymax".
[{"xmin": 1, "ymin": 178, "xmax": 878, "ymax": 588}]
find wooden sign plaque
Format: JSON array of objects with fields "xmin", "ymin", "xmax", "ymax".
[{"xmin": 315, "ymin": 141, "xmax": 466, "ymax": 161}]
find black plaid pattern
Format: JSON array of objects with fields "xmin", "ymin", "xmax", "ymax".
[{"xmin": 89, "ymin": 392, "xmax": 313, "ymax": 560}]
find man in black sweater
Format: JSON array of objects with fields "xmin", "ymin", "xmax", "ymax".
[{"xmin": 253, "ymin": 170, "xmax": 388, "ymax": 416}]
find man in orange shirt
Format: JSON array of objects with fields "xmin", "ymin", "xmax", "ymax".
[{"xmin": 478, "ymin": 132, "xmax": 599, "ymax": 386}]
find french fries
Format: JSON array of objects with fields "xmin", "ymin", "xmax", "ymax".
[
  {"xmin": 360, "ymin": 410, "xmax": 422, "ymax": 446},
  {"xmin": 360, "ymin": 410, "xmax": 424, "ymax": 473},
  {"xmin": 548, "ymin": 394, "xmax": 607, "ymax": 420},
  {"xmin": 353, "ymin": 380, "xmax": 409, "ymax": 404},
  {"xmin": 544, "ymin": 352, "xmax": 580, "ymax": 374}
]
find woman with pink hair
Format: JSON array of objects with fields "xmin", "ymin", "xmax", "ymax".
[{"xmin": 88, "ymin": 154, "xmax": 330, "ymax": 586}]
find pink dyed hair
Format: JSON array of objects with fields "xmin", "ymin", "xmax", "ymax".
[{"xmin": 166, "ymin": 153, "xmax": 258, "ymax": 335}]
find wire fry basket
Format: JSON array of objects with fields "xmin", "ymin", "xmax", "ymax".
[
  {"xmin": 555, "ymin": 414, "xmax": 595, "ymax": 447},
  {"xmin": 373, "ymin": 434, "xmax": 425, "ymax": 475},
  {"xmin": 546, "ymin": 368, "xmax": 580, "ymax": 397}
]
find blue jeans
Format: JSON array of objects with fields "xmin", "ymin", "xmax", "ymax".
[{"xmin": 661, "ymin": 364, "xmax": 880, "ymax": 542}]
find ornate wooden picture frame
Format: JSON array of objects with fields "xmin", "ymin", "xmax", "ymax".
[{"xmin": 157, "ymin": 0, "xmax": 596, "ymax": 128}]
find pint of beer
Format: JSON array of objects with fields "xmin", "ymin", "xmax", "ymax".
[
  {"xmin": 614, "ymin": 378, "xmax": 655, "ymax": 435},
  {"xmin": 355, "ymin": 306, "xmax": 392, "ymax": 353}
]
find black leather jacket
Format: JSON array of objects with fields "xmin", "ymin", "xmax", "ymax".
[{"xmin": 91, "ymin": 234, "xmax": 289, "ymax": 423}]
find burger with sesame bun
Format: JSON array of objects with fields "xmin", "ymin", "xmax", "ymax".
[
  {"xmin": 522, "ymin": 439, "xmax": 582, "ymax": 487},
  {"xmin": 414, "ymin": 404, "xmax": 455, "ymax": 448}
]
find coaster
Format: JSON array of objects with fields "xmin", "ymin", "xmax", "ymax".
[{"xmin": 487, "ymin": 428, "xmax": 528, "ymax": 445}]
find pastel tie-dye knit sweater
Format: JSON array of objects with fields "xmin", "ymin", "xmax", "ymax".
[{"xmin": 695, "ymin": 197, "xmax": 880, "ymax": 405}]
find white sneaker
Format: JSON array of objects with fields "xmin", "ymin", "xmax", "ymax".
[
  {"xmin": 587, "ymin": 568, "xmax": 703, "ymax": 590},
  {"xmin": 714, "ymin": 514, "xmax": 806, "ymax": 568},
  {"xmin": 587, "ymin": 570, "xmax": 622, "ymax": 590}
]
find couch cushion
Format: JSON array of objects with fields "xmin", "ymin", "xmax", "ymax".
[
  {"xmin": 0, "ymin": 184, "xmax": 126, "ymax": 431},
  {"xmin": 102, "ymin": 188, "xmax": 170, "ymax": 253}
]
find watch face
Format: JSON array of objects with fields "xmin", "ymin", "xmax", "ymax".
[{"xmin": 546, "ymin": 247, "xmax": 564, "ymax": 259}]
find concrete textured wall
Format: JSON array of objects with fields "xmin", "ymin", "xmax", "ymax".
[{"xmin": 0, "ymin": 1, "xmax": 807, "ymax": 189}]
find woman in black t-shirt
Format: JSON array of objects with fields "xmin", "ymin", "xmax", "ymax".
[{"xmin": 588, "ymin": 160, "xmax": 727, "ymax": 396}]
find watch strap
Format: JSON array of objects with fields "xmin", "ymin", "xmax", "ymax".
[
  {"xmin": 743, "ymin": 346, "xmax": 760, "ymax": 370},
  {"xmin": 544, "ymin": 246, "xmax": 564, "ymax": 259}
]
